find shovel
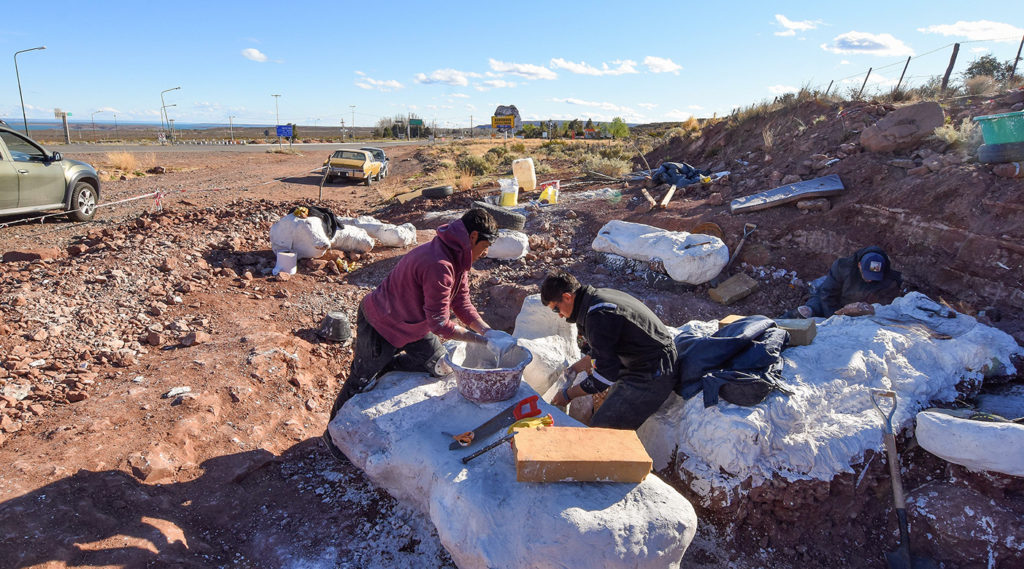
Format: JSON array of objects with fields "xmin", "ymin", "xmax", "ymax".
[
  {"xmin": 709, "ymin": 223, "xmax": 757, "ymax": 287},
  {"xmin": 869, "ymin": 389, "xmax": 936, "ymax": 569}
]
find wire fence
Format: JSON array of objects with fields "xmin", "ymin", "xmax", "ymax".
[{"xmin": 809, "ymin": 34, "xmax": 1024, "ymax": 100}]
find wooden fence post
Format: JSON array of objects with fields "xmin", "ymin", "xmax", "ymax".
[
  {"xmin": 941, "ymin": 43, "xmax": 960, "ymax": 92},
  {"xmin": 858, "ymin": 68, "xmax": 873, "ymax": 99},
  {"xmin": 823, "ymin": 80, "xmax": 834, "ymax": 97},
  {"xmin": 893, "ymin": 56, "xmax": 912, "ymax": 95}
]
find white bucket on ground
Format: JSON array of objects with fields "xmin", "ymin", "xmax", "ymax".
[{"xmin": 273, "ymin": 251, "xmax": 298, "ymax": 275}]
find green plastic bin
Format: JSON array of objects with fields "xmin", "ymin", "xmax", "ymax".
[{"xmin": 973, "ymin": 111, "xmax": 1024, "ymax": 145}]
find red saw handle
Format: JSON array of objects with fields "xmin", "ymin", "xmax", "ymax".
[{"xmin": 513, "ymin": 395, "xmax": 541, "ymax": 420}]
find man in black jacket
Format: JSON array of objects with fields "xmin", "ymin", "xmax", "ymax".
[
  {"xmin": 542, "ymin": 270, "xmax": 677, "ymax": 430},
  {"xmin": 784, "ymin": 245, "xmax": 903, "ymax": 318}
]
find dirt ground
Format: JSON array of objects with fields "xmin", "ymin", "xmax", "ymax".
[{"xmin": 1, "ymin": 101, "xmax": 1022, "ymax": 568}]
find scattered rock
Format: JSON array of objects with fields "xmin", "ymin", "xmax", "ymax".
[
  {"xmin": 860, "ymin": 101, "xmax": 945, "ymax": 153},
  {"xmin": 2, "ymin": 248, "xmax": 62, "ymax": 263},
  {"xmin": 181, "ymin": 331, "xmax": 210, "ymax": 346}
]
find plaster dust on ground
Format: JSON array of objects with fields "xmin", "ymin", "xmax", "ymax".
[{"xmin": 1, "ymin": 92, "xmax": 1023, "ymax": 569}]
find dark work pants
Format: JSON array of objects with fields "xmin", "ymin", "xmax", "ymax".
[
  {"xmin": 329, "ymin": 301, "xmax": 446, "ymax": 419},
  {"xmin": 590, "ymin": 350, "xmax": 677, "ymax": 431}
]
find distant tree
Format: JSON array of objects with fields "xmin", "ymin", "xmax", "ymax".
[
  {"xmin": 608, "ymin": 117, "xmax": 629, "ymax": 139},
  {"xmin": 585, "ymin": 118, "xmax": 594, "ymax": 131},
  {"xmin": 566, "ymin": 118, "xmax": 582, "ymax": 137},
  {"xmin": 521, "ymin": 123, "xmax": 543, "ymax": 138},
  {"xmin": 962, "ymin": 55, "xmax": 1015, "ymax": 82},
  {"xmin": 598, "ymin": 123, "xmax": 611, "ymax": 138}
]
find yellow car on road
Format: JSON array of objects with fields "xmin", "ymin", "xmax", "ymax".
[{"xmin": 322, "ymin": 149, "xmax": 383, "ymax": 185}]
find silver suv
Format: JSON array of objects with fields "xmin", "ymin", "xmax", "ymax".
[{"xmin": 0, "ymin": 124, "xmax": 101, "ymax": 222}]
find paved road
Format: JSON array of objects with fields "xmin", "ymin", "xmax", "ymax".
[{"xmin": 50, "ymin": 140, "xmax": 422, "ymax": 154}]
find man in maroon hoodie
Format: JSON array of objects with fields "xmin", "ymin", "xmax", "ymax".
[{"xmin": 328, "ymin": 208, "xmax": 501, "ymax": 425}]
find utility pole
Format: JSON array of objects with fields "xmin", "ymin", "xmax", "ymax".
[
  {"xmin": 272, "ymin": 94, "xmax": 281, "ymax": 147},
  {"xmin": 349, "ymin": 105, "xmax": 356, "ymax": 140},
  {"xmin": 229, "ymin": 115, "xmax": 236, "ymax": 143},
  {"xmin": 340, "ymin": 118, "xmax": 345, "ymax": 141},
  {"xmin": 470, "ymin": 115, "xmax": 473, "ymax": 138}
]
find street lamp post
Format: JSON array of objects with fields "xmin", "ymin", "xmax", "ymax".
[
  {"xmin": 90, "ymin": 110, "xmax": 108, "ymax": 143},
  {"xmin": 14, "ymin": 46, "xmax": 46, "ymax": 136},
  {"xmin": 160, "ymin": 86, "xmax": 180, "ymax": 133},
  {"xmin": 168, "ymin": 118, "xmax": 174, "ymax": 143},
  {"xmin": 272, "ymin": 94, "xmax": 281, "ymax": 147},
  {"xmin": 349, "ymin": 105, "xmax": 356, "ymax": 140},
  {"xmin": 163, "ymin": 104, "xmax": 177, "ymax": 142},
  {"xmin": 229, "ymin": 115, "xmax": 236, "ymax": 143}
]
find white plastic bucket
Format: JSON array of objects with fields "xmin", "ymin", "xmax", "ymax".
[{"xmin": 512, "ymin": 158, "xmax": 537, "ymax": 192}]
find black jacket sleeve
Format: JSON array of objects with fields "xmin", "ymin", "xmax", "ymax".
[
  {"xmin": 579, "ymin": 309, "xmax": 621, "ymax": 393},
  {"xmin": 805, "ymin": 260, "xmax": 844, "ymax": 317}
]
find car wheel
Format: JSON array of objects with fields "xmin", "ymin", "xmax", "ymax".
[
  {"xmin": 364, "ymin": 175, "xmax": 372, "ymax": 186},
  {"xmin": 473, "ymin": 200, "xmax": 526, "ymax": 230},
  {"xmin": 978, "ymin": 142, "xmax": 1024, "ymax": 164},
  {"xmin": 422, "ymin": 185, "xmax": 454, "ymax": 199},
  {"xmin": 68, "ymin": 181, "xmax": 98, "ymax": 221}
]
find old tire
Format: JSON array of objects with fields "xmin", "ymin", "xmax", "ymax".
[
  {"xmin": 364, "ymin": 175, "xmax": 372, "ymax": 186},
  {"xmin": 472, "ymin": 200, "xmax": 526, "ymax": 230},
  {"xmin": 68, "ymin": 181, "xmax": 98, "ymax": 222},
  {"xmin": 421, "ymin": 185, "xmax": 454, "ymax": 199},
  {"xmin": 978, "ymin": 142, "xmax": 1024, "ymax": 164}
]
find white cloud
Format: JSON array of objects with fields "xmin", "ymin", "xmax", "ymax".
[
  {"xmin": 840, "ymin": 59, "xmax": 851, "ymax": 65},
  {"xmin": 688, "ymin": 105, "xmax": 704, "ymax": 110},
  {"xmin": 768, "ymin": 85, "xmax": 799, "ymax": 95},
  {"xmin": 774, "ymin": 14, "xmax": 820, "ymax": 37},
  {"xmin": 644, "ymin": 56, "xmax": 682, "ymax": 74},
  {"xmin": 450, "ymin": 93, "xmax": 470, "ymax": 99},
  {"xmin": 821, "ymin": 32, "xmax": 914, "ymax": 56},
  {"xmin": 475, "ymin": 79, "xmax": 517, "ymax": 91},
  {"xmin": 665, "ymin": 109, "xmax": 694, "ymax": 120},
  {"xmin": 354, "ymin": 70, "xmax": 366, "ymax": 76},
  {"xmin": 414, "ymin": 69, "xmax": 481, "ymax": 86},
  {"xmin": 489, "ymin": 59, "xmax": 557, "ymax": 80},
  {"xmin": 970, "ymin": 47, "xmax": 990, "ymax": 54},
  {"xmin": 241, "ymin": 48, "xmax": 267, "ymax": 62},
  {"xmin": 918, "ymin": 20, "xmax": 1024, "ymax": 42},
  {"xmin": 549, "ymin": 58, "xmax": 638, "ymax": 76},
  {"xmin": 638, "ymin": 103, "xmax": 658, "ymax": 110},
  {"xmin": 355, "ymin": 77, "xmax": 404, "ymax": 92}
]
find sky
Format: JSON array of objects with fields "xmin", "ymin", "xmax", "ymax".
[{"xmin": 2, "ymin": 1, "xmax": 1023, "ymax": 129}]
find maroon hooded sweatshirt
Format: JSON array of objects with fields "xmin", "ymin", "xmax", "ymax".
[{"xmin": 362, "ymin": 219, "xmax": 482, "ymax": 347}]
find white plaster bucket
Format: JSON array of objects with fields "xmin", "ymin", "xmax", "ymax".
[{"xmin": 273, "ymin": 251, "xmax": 298, "ymax": 275}]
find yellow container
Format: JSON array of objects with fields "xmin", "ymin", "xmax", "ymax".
[
  {"xmin": 500, "ymin": 187, "xmax": 519, "ymax": 207},
  {"xmin": 539, "ymin": 183, "xmax": 559, "ymax": 204}
]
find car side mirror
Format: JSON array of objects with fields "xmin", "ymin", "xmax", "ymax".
[{"xmin": 51, "ymin": 151, "xmax": 62, "ymax": 162}]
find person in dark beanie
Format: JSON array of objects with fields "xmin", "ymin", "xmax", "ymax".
[
  {"xmin": 542, "ymin": 270, "xmax": 677, "ymax": 430},
  {"xmin": 784, "ymin": 246, "xmax": 903, "ymax": 319},
  {"xmin": 325, "ymin": 209, "xmax": 509, "ymax": 458}
]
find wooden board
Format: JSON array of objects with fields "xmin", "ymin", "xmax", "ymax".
[{"xmin": 730, "ymin": 174, "xmax": 844, "ymax": 214}]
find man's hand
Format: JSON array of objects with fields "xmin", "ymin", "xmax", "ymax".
[
  {"xmin": 835, "ymin": 302, "xmax": 874, "ymax": 317},
  {"xmin": 483, "ymin": 329, "xmax": 516, "ymax": 355}
]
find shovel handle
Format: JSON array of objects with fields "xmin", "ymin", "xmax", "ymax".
[{"xmin": 870, "ymin": 389, "xmax": 907, "ymax": 509}]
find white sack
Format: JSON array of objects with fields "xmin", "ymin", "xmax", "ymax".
[
  {"xmin": 486, "ymin": 229, "xmax": 529, "ymax": 260},
  {"xmin": 330, "ymin": 225, "xmax": 375, "ymax": 253},
  {"xmin": 591, "ymin": 220, "xmax": 728, "ymax": 285},
  {"xmin": 916, "ymin": 410, "xmax": 1024, "ymax": 476},
  {"xmin": 339, "ymin": 215, "xmax": 417, "ymax": 247},
  {"xmin": 269, "ymin": 214, "xmax": 331, "ymax": 258}
]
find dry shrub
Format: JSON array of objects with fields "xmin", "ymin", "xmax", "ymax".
[
  {"xmin": 582, "ymin": 156, "xmax": 630, "ymax": 177},
  {"xmin": 762, "ymin": 125, "xmax": 776, "ymax": 152},
  {"xmin": 964, "ymin": 76, "xmax": 997, "ymax": 96},
  {"xmin": 105, "ymin": 151, "xmax": 137, "ymax": 171},
  {"xmin": 934, "ymin": 118, "xmax": 983, "ymax": 155},
  {"xmin": 456, "ymin": 169, "xmax": 475, "ymax": 191}
]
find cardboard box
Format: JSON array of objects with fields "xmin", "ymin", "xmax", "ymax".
[{"xmin": 513, "ymin": 427, "xmax": 652, "ymax": 483}]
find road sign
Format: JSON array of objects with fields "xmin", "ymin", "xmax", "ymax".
[
  {"xmin": 491, "ymin": 115, "xmax": 514, "ymax": 129},
  {"xmin": 276, "ymin": 125, "xmax": 293, "ymax": 137},
  {"xmin": 409, "ymin": 118, "xmax": 424, "ymax": 127}
]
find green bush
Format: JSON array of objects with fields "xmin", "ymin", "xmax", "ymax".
[
  {"xmin": 509, "ymin": 141, "xmax": 526, "ymax": 153},
  {"xmin": 535, "ymin": 161, "xmax": 553, "ymax": 175},
  {"xmin": 456, "ymin": 155, "xmax": 488, "ymax": 176}
]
